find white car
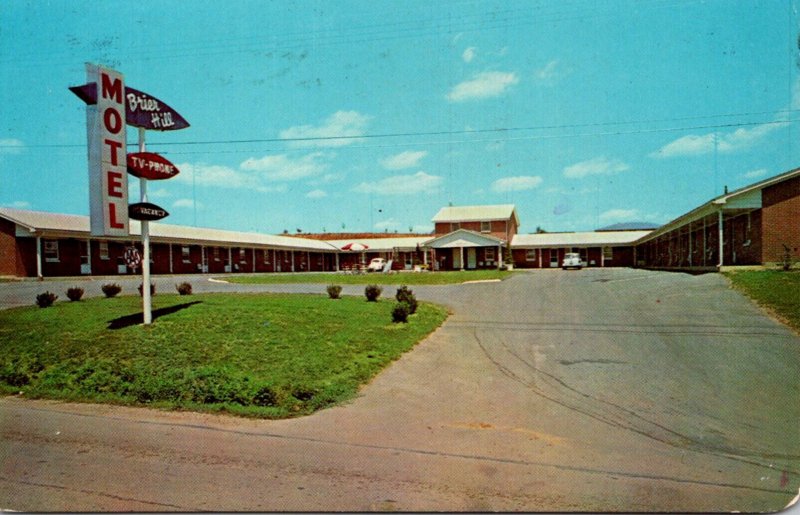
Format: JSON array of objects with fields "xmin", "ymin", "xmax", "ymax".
[
  {"xmin": 562, "ymin": 252, "xmax": 583, "ymax": 270},
  {"xmin": 367, "ymin": 258, "xmax": 387, "ymax": 272}
]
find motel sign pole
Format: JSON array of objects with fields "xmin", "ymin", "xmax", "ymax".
[{"xmin": 138, "ymin": 127, "xmax": 152, "ymax": 325}]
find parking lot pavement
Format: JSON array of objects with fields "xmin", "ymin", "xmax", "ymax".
[{"xmin": 1, "ymin": 268, "xmax": 799, "ymax": 512}]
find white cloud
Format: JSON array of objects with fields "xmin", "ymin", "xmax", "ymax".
[
  {"xmin": 446, "ymin": 71, "xmax": 519, "ymax": 102},
  {"xmin": 599, "ymin": 208, "xmax": 639, "ymax": 222},
  {"xmin": 651, "ymin": 122, "xmax": 786, "ymax": 158},
  {"xmin": 279, "ymin": 110, "xmax": 371, "ymax": 147},
  {"xmin": 491, "ymin": 175, "xmax": 543, "ymax": 192},
  {"xmin": 0, "ymin": 138, "xmax": 24, "ymax": 154},
  {"xmin": 744, "ymin": 168, "xmax": 768, "ymax": 179},
  {"xmin": 563, "ymin": 157, "xmax": 630, "ymax": 179},
  {"xmin": 380, "ymin": 150, "xmax": 428, "ymax": 170},
  {"xmin": 354, "ymin": 171, "xmax": 443, "ymax": 195},
  {"xmin": 462, "ymin": 47, "xmax": 476, "ymax": 63},
  {"xmin": 535, "ymin": 60, "xmax": 562, "ymax": 81},
  {"xmin": 240, "ymin": 152, "xmax": 328, "ymax": 181},
  {"xmin": 172, "ymin": 198, "xmax": 203, "ymax": 209},
  {"xmin": 175, "ymin": 162, "xmax": 256, "ymax": 189},
  {"xmin": 306, "ymin": 189, "xmax": 327, "ymax": 199},
  {"xmin": 7, "ymin": 200, "xmax": 30, "ymax": 208}
]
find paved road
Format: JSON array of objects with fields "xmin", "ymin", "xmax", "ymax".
[{"xmin": 1, "ymin": 269, "xmax": 799, "ymax": 511}]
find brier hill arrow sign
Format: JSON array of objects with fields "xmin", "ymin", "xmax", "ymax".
[
  {"xmin": 69, "ymin": 83, "xmax": 190, "ymax": 131},
  {"xmin": 129, "ymin": 202, "xmax": 169, "ymax": 221},
  {"xmin": 127, "ymin": 152, "xmax": 180, "ymax": 180}
]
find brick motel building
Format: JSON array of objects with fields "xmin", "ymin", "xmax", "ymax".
[{"xmin": 2, "ymin": 168, "xmax": 799, "ymax": 279}]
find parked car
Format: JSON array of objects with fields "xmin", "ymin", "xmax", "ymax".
[
  {"xmin": 367, "ymin": 258, "xmax": 387, "ymax": 272},
  {"xmin": 562, "ymin": 252, "xmax": 583, "ymax": 270}
]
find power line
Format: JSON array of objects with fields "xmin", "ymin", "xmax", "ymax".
[{"xmin": 8, "ymin": 109, "xmax": 797, "ymax": 152}]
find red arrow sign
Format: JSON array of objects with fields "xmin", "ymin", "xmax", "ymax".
[
  {"xmin": 127, "ymin": 152, "xmax": 180, "ymax": 180},
  {"xmin": 69, "ymin": 83, "xmax": 190, "ymax": 131}
]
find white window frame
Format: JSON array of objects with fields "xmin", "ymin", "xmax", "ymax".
[
  {"xmin": 603, "ymin": 246, "xmax": 613, "ymax": 261},
  {"xmin": 99, "ymin": 241, "xmax": 109, "ymax": 260},
  {"xmin": 181, "ymin": 246, "xmax": 191, "ymax": 263},
  {"xmin": 525, "ymin": 249, "xmax": 537, "ymax": 262},
  {"xmin": 44, "ymin": 240, "xmax": 59, "ymax": 262},
  {"xmin": 239, "ymin": 248, "xmax": 247, "ymax": 263},
  {"xmin": 263, "ymin": 249, "xmax": 270, "ymax": 264},
  {"xmin": 485, "ymin": 247, "xmax": 496, "ymax": 261},
  {"xmin": 480, "ymin": 221, "xmax": 491, "ymax": 233},
  {"xmin": 213, "ymin": 247, "xmax": 220, "ymax": 262}
]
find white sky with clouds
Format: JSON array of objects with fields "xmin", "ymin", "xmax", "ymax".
[{"xmin": 1, "ymin": 1, "xmax": 799, "ymax": 234}]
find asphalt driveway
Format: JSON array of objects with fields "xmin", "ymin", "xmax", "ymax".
[{"xmin": 1, "ymin": 269, "xmax": 799, "ymax": 511}]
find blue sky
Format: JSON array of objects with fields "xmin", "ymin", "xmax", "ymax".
[{"xmin": 1, "ymin": 0, "xmax": 799, "ymax": 235}]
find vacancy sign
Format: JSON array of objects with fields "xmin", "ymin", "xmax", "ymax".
[{"xmin": 77, "ymin": 64, "xmax": 129, "ymax": 237}]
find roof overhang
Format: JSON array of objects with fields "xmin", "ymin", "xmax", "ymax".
[{"xmin": 424, "ymin": 229, "xmax": 505, "ymax": 249}]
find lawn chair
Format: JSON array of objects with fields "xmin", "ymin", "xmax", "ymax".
[{"xmin": 381, "ymin": 259, "xmax": 393, "ymax": 273}]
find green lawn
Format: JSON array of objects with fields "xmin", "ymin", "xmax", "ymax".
[
  {"xmin": 0, "ymin": 292, "xmax": 448, "ymax": 418},
  {"xmin": 725, "ymin": 270, "xmax": 800, "ymax": 333},
  {"xmin": 221, "ymin": 269, "xmax": 512, "ymax": 285}
]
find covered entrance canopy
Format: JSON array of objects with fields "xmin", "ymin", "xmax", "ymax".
[{"xmin": 424, "ymin": 229, "xmax": 505, "ymax": 270}]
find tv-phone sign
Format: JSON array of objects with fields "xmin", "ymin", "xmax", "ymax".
[{"xmin": 87, "ymin": 64, "xmax": 128, "ymax": 237}]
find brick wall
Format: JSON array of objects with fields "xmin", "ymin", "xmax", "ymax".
[{"xmin": 762, "ymin": 176, "xmax": 800, "ymax": 264}]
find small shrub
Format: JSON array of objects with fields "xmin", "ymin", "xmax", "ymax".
[
  {"xmin": 252, "ymin": 385, "xmax": 278, "ymax": 407},
  {"xmin": 395, "ymin": 285, "xmax": 418, "ymax": 314},
  {"xmin": 35, "ymin": 291, "xmax": 57, "ymax": 308},
  {"xmin": 392, "ymin": 302, "xmax": 411, "ymax": 323},
  {"xmin": 781, "ymin": 244, "xmax": 794, "ymax": 271},
  {"xmin": 326, "ymin": 284, "xmax": 342, "ymax": 299},
  {"xmin": 138, "ymin": 283, "xmax": 156, "ymax": 297},
  {"xmin": 66, "ymin": 287, "xmax": 84, "ymax": 302},
  {"xmin": 364, "ymin": 284, "xmax": 382, "ymax": 302},
  {"xmin": 101, "ymin": 283, "xmax": 122, "ymax": 298},
  {"xmin": 176, "ymin": 282, "xmax": 193, "ymax": 295}
]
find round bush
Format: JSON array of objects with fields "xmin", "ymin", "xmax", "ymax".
[
  {"xmin": 326, "ymin": 285, "xmax": 342, "ymax": 299},
  {"xmin": 66, "ymin": 287, "xmax": 84, "ymax": 302},
  {"xmin": 364, "ymin": 284, "xmax": 382, "ymax": 302},
  {"xmin": 392, "ymin": 302, "xmax": 411, "ymax": 323}
]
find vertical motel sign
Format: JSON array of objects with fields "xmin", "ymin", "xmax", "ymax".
[{"xmin": 81, "ymin": 64, "xmax": 129, "ymax": 237}]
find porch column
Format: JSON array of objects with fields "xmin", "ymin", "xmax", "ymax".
[
  {"xmin": 36, "ymin": 236, "xmax": 43, "ymax": 279},
  {"xmin": 335, "ymin": 253, "xmax": 340, "ymax": 271},
  {"xmin": 169, "ymin": 244, "xmax": 173, "ymax": 274},
  {"xmin": 86, "ymin": 238, "xmax": 92, "ymax": 275},
  {"xmin": 718, "ymin": 209, "xmax": 724, "ymax": 268},
  {"xmin": 459, "ymin": 247, "xmax": 464, "ymax": 271},
  {"xmin": 703, "ymin": 217, "xmax": 707, "ymax": 266},
  {"xmin": 688, "ymin": 222, "xmax": 693, "ymax": 266},
  {"xmin": 291, "ymin": 250, "xmax": 295, "ymax": 272},
  {"xmin": 307, "ymin": 251, "xmax": 311, "ymax": 271},
  {"xmin": 423, "ymin": 249, "xmax": 428, "ymax": 265},
  {"xmin": 497, "ymin": 245, "xmax": 501, "ymax": 269},
  {"xmin": 228, "ymin": 247, "xmax": 233, "ymax": 272}
]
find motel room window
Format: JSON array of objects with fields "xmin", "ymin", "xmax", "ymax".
[
  {"xmin": 213, "ymin": 247, "xmax": 220, "ymax": 262},
  {"xmin": 181, "ymin": 246, "xmax": 191, "ymax": 263},
  {"xmin": 481, "ymin": 221, "xmax": 491, "ymax": 233},
  {"xmin": 99, "ymin": 241, "xmax": 109, "ymax": 260},
  {"xmin": 263, "ymin": 249, "xmax": 270, "ymax": 264},
  {"xmin": 485, "ymin": 248, "xmax": 496, "ymax": 261},
  {"xmin": 450, "ymin": 222, "xmax": 460, "ymax": 232},
  {"xmin": 44, "ymin": 240, "xmax": 59, "ymax": 262},
  {"xmin": 525, "ymin": 249, "xmax": 537, "ymax": 261},
  {"xmin": 239, "ymin": 249, "xmax": 247, "ymax": 263},
  {"xmin": 603, "ymin": 246, "xmax": 613, "ymax": 261}
]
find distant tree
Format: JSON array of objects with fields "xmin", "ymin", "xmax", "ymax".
[
  {"xmin": 283, "ymin": 229, "xmax": 289, "ymax": 234},
  {"xmin": 535, "ymin": 226, "xmax": 547, "ymax": 234}
]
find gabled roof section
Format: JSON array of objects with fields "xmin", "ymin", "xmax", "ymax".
[
  {"xmin": 431, "ymin": 204, "xmax": 518, "ymax": 226},
  {"xmin": 424, "ymin": 229, "xmax": 505, "ymax": 249},
  {"xmin": 0, "ymin": 207, "xmax": 338, "ymax": 251},
  {"xmin": 512, "ymin": 231, "xmax": 651, "ymax": 248},
  {"xmin": 636, "ymin": 167, "xmax": 800, "ymax": 244}
]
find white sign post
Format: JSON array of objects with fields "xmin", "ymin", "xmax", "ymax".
[{"xmin": 137, "ymin": 127, "xmax": 153, "ymax": 325}]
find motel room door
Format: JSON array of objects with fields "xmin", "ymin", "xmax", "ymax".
[
  {"xmin": 467, "ymin": 248, "xmax": 477, "ymax": 269},
  {"xmin": 452, "ymin": 248, "xmax": 461, "ymax": 269}
]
